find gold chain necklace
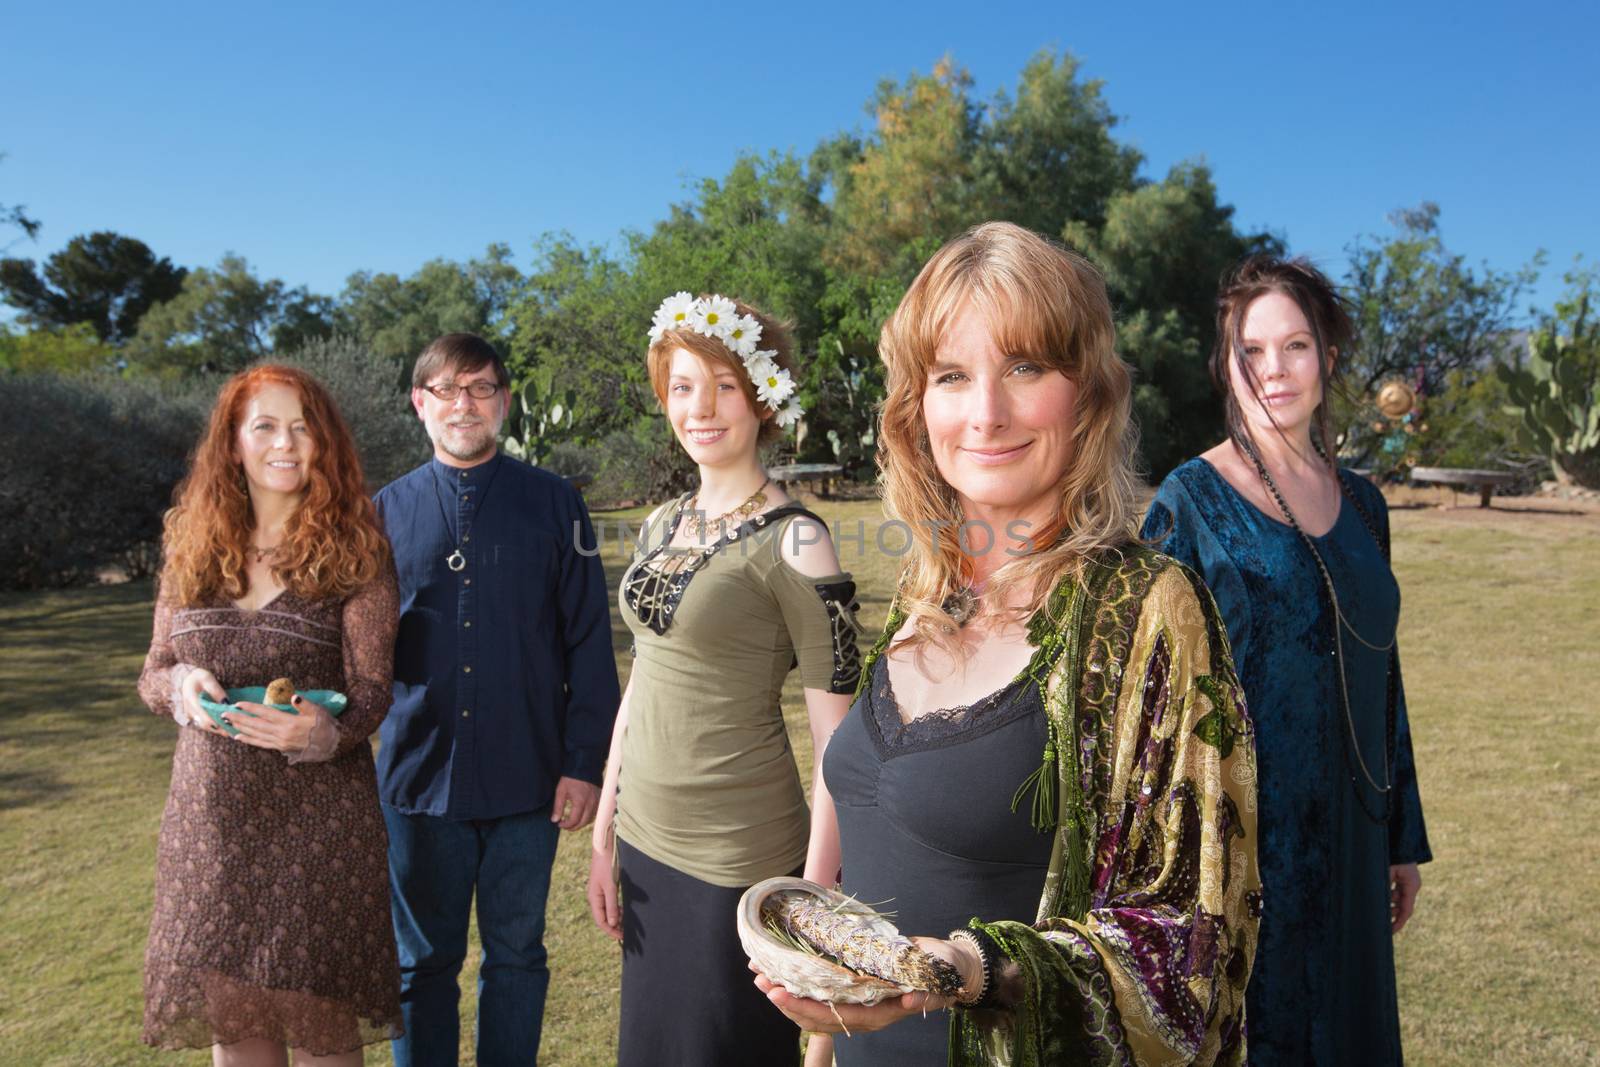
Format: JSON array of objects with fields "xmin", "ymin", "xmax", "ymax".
[{"xmin": 684, "ymin": 476, "xmax": 771, "ymax": 541}]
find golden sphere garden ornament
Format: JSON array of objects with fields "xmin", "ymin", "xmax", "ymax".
[{"xmin": 1375, "ymin": 380, "xmax": 1417, "ymax": 419}]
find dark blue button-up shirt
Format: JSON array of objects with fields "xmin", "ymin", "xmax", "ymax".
[{"xmin": 374, "ymin": 454, "xmax": 619, "ymax": 819}]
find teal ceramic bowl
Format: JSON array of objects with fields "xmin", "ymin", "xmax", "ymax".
[{"xmin": 197, "ymin": 686, "xmax": 347, "ymax": 736}]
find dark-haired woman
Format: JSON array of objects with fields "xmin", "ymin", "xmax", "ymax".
[
  {"xmin": 1142, "ymin": 256, "xmax": 1431, "ymax": 1065},
  {"xmin": 136, "ymin": 365, "xmax": 401, "ymax": 1065}
]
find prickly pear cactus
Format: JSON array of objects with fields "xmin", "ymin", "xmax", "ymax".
[
  {"xmin": 1496, "ymin": 329, "xmax": 1600, "ymax": 487},
  {"xmin": 502, "ymin": 367, "xmax": 577, "ymax": 467}
]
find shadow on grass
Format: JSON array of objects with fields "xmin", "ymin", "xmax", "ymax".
[
  {"xmin": 1, "ymin": 579, "xmax": 165, "ymax": 809},
  {"xmin": 0, "ymin": 766, "xmax": 71, "ymax": 810}
]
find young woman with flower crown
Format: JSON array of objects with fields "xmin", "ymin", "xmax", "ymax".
[{"xmin": 586, "ymin": 293, "xmax": 863, "ymax": 1066}]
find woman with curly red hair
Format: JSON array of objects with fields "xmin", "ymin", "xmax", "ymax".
[{"xmin": 136, "ymin": 364, "xmax": 403, "ymax": 1065}]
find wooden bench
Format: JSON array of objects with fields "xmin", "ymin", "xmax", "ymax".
[
  {"xmin": 768, "ymin": 463, "xmax": 844, "ymax": 499},
  {"xmin": 1409, "ymin": 466, "xmax": 1517, "ymax": 508}
]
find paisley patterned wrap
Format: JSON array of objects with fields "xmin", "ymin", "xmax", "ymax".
[{"xmin": 858, "ymin": 546, "xmax": 1260, "ymax": 1067}]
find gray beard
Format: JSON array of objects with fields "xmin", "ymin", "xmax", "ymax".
[{"xmin": 435, "ymin": 425, "xmax": 497, "ymax": 463}]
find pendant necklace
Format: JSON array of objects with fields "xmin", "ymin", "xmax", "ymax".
[
  {"xmin": 431, "ymin": 460, "xmax": 502, "ymax": 573},
  {"xmin": 1241, "ymin": 437, "xmax": 1397, "ymax": 821}
]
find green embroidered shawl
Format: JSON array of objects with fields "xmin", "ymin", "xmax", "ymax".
[{"xmin": 859, "ymin": 548, "xmax": 1260, "ymax": 1067}]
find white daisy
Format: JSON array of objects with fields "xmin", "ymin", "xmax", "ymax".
[
  {"xmin": 743, "ymin": 350, "xmax": 777, "ymax": 383},
  {"xmin": 754, "ymin": 365, "xmax": 796, "ymax": 408},
  {"xmin": 691, "ymin": 295, "xmax": 738, "ymax": 338},
  {"xmin": 774, "ymin": 397, "xmax": 803, "ymax": 428},
  {"xmin": 649, "ymin": 291, "xmax": 697, "ymax": 343},
  {"xmin": 725, "ymin": 314, "xmax": 763, "ymax": 357}
]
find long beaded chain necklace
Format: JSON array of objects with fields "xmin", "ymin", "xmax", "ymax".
[
  {"xmin": 1240, "ymin": 437, "xmax": 1397, "ymax": 823},
  {"xmin": 430, "ymin": 461, "xmax": 502, "ymax": 572},
  {"xmin": 681, "ymin": 476, "xmax": 772, "ymax": 542}
]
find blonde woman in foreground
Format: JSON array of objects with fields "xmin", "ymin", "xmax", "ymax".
[{"xmin": 755, "ymin": 222, "xmax": 1262, "ymax": 1066}]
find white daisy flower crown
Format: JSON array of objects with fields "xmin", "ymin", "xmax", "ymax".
[{"xmin": 649, "ymin": 291, "xmax": 803, "ymax": 429}]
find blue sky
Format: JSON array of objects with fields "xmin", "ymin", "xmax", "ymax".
[{"xmin": 6, "ymin": 0, "xmax": 1595, "ymax": 315}]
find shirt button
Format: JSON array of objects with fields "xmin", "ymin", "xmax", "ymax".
[
  {"xmin": 463, "ymin": 665, "xmax": 472, "ymax": 673},
  {"xmin": 464, "ymin": 578, "xmax": 472, "ymax": 586},
  {"xmin": 464, "ymin": 620, "xmax": 472, "ymax": 628},
  {"xmin": 463, "ymin": 534, "xmax": 470, "ymax": 543},
  {"xmin": 462, "ymin": 709, "xmax": 470, "ymax": 717}
]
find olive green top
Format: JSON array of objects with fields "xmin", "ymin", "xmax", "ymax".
[{"xmin": 615, "ymin": 498, "xmax": 861, "ymax": 888}]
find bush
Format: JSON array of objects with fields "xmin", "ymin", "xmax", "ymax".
[
  {"xmin": 278, "ymin": 336, "xmax": 429, "ymax": 487},
  {"xmin": 1420, "ymin": 368, "xmax": 1537, "ymax": 473},
  {"xmin": 0, "ymin": 341, "xmax": 429, "ymax": 589},
  {"xmin": 0, "ymin": 372, "xmax": 212, "ymax": 588},
  {"xmin": 540, "ymin": 441, "xmax": 601, "ymax": 482},
  {"xmin": 585, "ymin": 418, "xmax": 695, "ymax": 508}
]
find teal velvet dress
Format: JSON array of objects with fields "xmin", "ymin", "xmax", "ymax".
[{"xmin": 1143, "ymin": 459, "xmax": 1430, "ymax": 1066}]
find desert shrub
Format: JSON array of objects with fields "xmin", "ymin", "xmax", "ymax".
[
  {"xmin": 586, "ymin": 418, "xmax": 695, "ymax": 508},
  {"xmin": 1, "ymin": 339, "xmax": 428, "ymax": 588},
  {"xmin": 1420, "ymin": 368, "xmax": 1537, "ymax": 473},
  {"xmin": 540, "ymin": 441, "xmax": 601, "ymax": 482},
  {"xmin": 0, "ymin": 373, "xmax": 212, "ymax": 588},
  {"xmin": 278, "ymin": 335, "xmax": 428, "ymax": 487}
]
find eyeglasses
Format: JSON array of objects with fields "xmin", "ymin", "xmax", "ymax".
[{"xmin": 423, "ymin": 381, "xmax": 502, "ymax": 401}]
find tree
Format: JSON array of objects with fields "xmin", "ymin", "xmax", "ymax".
[
  {"xmin": 505, "ymin": 235, "xmax": 648, "ymax": 439},
  {"xmin": 1, "ymin": 152, "xmax": 40, "ymax": 250},
  {"xmin": 337, "ymin": 244, "xmax": 522, "ymax": 364},
  {"xmin": 976, "ymin": 50, "xmax": 1142, "ymax": 237},
  {"xmin": 1344, "ymin": 203, "xmax": 1537, "ymax": 399},
  {"xmin": 129, "ymin": 254, "xmax": 333, "ymax": 374},
  {"xmin": 1065, "ymin": 163, "xmax": 1281, "ymax": 474},
  {"xmin": 505, "ymin": 154, "xmax": 836, "ymax": 444},
  {"xmin": 823, "ymin": 57, "xmax": 988, "ymax": 277},
  {"xmin": 0, "ymin": 231, "xmax": 186, "ymax": 343},
  {"xmin": 0, "ymin": 322, "xmax": 117, "ymax": 374},
  {"xmin": 808, "ymin": 52, "xmax": 1275, "ymax": 475}
]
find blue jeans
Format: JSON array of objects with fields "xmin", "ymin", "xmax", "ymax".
[{"xmin": 383, "ymin": 804, "xmax": 560, "ymax": 1067}]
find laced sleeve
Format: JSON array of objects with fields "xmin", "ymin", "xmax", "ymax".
[
  {"xmin": 290, "ymin": 561, "xmax": 399, "ymax": 763},
  {"xmin": 766, "ymin": 519, "xmax": 863, "ymax": 695},
  {"xmin": 136, "ymin": 577, "xmax": 195, "ymax": 724}
]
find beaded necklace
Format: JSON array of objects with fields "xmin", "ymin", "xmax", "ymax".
[
  {"xmin": 682, "ymin": 476, "xmax": 772, "ymax": 541},
  {"xmin": 1239, "ymin": 436, "xmax": 1397, "ymax": 823}
]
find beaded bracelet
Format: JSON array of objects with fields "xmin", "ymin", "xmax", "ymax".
[{"xmin": 947, "ymin": 926, "xmax": 1002, "ymax": 1010}]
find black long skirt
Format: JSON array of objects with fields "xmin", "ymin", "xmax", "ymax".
[{"xmin": 616, "ymin": 838, "xmax": 801, "ymax": 1067}]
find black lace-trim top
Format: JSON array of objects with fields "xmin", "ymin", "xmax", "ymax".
[
  {"xmin": 864, "ymin": 654, "xmax": 1044, "ymax": 757},
  {"xmin": 621, "ymin": 497, "xmax": 817, "ymax": 635}
]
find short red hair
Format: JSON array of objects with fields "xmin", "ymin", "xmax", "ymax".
[
  {"xmin": 646, "ymin": 296, "xmax": 797, "ymax": 446},
  {"xmin": 161, "ymin": 364, "xmax": 390, "ymax": 607}
]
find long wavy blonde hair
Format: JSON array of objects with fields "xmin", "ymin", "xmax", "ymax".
[
  {"xmin": 161, "ymin": 364, "xmax": 390, "ymax": 607},
  {"xmin": 877, "ymin": 221, "xmax": 1139, "ymax": 657}
]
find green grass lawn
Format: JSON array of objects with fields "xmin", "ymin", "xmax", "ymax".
[{"xmin": 1, "ymin": 498, "xmax": 1596, "ymax": 1065}]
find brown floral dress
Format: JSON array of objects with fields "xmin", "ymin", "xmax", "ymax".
[{"xmin": 135, "ymin": 570, "xmax": 404, "ymax": 1053}]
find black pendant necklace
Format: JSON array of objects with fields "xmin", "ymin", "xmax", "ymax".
[{"xmin": 1239, "ymin": 437, "xmax": 1398, "ymax": 823}]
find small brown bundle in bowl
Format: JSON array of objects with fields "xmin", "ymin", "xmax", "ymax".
[{"xmin": 264, "ymin": 678, "xmax": 297, "ymax": 705}]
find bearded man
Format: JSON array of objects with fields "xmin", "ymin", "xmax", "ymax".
[{"xmin": 373, "ymin": 333, "xmax": 619, "ymax": 1066}]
